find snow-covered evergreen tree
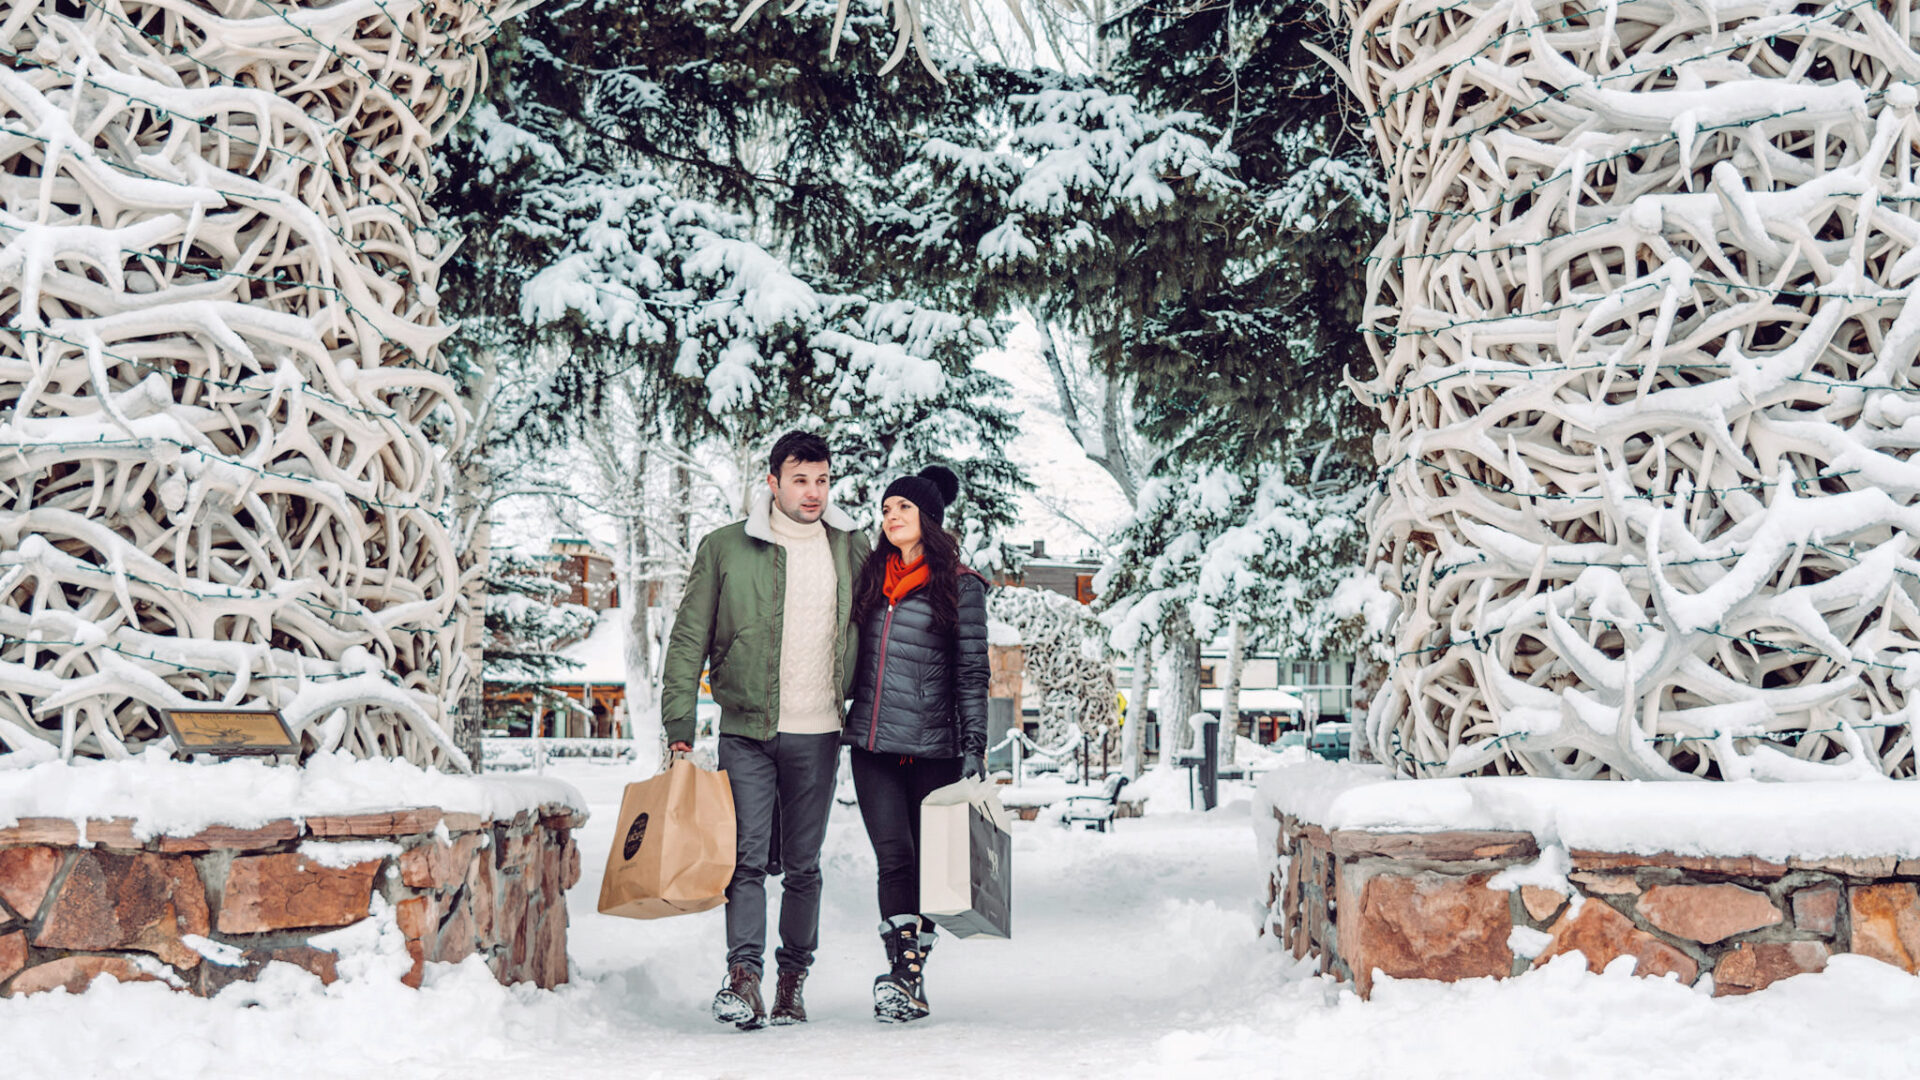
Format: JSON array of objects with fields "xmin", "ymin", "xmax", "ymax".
[
  {"xmin": 484, "ymin": 553, "xmax": 597, "ymax": 682},
  {"xmin": 1099, "ymin": 446, "xmax": 1387, "ymax": 762},
  {"xmin": 481, "ymin": 551, "xmax": 597, "ymax": 737},
  {"xmin": 435, "ymin": 3, "xmax": 1036, "ymax": 560},
  {"xmin": 1108, "ymin": 0, "xmax": 1385, "ymax": 462}
]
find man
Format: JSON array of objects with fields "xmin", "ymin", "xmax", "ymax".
[{"xmin": 662, "ymin": 430, "xmax": 870, "ymax": 1030}]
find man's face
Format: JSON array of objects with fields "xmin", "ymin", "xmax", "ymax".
[{"xmin": 768, "ymin": 458, "xmax": 830, "ymax": 524}]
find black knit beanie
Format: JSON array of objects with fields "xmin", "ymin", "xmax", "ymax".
[{"xmin": 882, "ymin": 465, "xmax": 961, "ymax": 532}]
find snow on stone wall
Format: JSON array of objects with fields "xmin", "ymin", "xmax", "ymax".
[
  {"xmin": 1338, "ymin": 0, "xmax": 1920, "ymax": 779},
  {"xmin": 0, "ymin": 0, "xmax": 518, "ymax": 767}
]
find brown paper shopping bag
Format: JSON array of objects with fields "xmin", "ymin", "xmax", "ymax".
[{"xmin": 598, "ymin": 758, "xmax": 736, "ymax": 919}]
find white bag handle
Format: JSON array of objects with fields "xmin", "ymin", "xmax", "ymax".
[{"xmin": 923, "ymin": 775, "xmax": 1014, "ymax": 832}]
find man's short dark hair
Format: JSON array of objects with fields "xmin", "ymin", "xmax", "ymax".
[{"xmin": 768, "ymin": 430, "xmax": 831, "ymax": 479}]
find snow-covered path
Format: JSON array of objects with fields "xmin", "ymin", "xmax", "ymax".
[
  {"xmin": 512, "ymin": 764, "xmax": 1288, "ymax": 1078},
  {"xmin": 6, "ymin": 762, "xmax": 1920, "ymax": 1079}
]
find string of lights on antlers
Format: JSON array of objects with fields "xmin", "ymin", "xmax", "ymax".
[{"xmin": 1329, "ymin": 0, "xmax": 1920, "ymax": 780}]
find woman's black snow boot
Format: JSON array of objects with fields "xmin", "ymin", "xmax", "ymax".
[{"xmin": 873, "ymin": 914, "xmax": 933, "ymax": 1022}]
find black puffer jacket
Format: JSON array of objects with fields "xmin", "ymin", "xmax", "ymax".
[{"xmin": 842, "ymin": 570, "xmax": 990, "ymax": 759}]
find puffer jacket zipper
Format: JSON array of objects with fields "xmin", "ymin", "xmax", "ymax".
[{"xmin": 867, "ymin": 601, "xmax": 896, "ymax": 751}]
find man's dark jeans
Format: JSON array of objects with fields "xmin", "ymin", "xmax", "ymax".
[{"xmin": 718, "ymin": 731, "xmax": 839, "ymax": 975}]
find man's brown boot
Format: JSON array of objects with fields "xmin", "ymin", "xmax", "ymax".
[
  {"xmin": 712, "ymin": 963, "xmax": 766, "ymax": 1030},
  {"xmin": 769, "ymin": 968, "xmax": 808, "ymax": 1025}
]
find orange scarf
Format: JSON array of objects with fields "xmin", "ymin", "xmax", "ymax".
[{"xmin": 883, "ymin": 554, "xmax": 930, "ymax": 604}]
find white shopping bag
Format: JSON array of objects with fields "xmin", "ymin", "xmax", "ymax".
[{"xmin": 919, "ymin": 777, "xmax": 1014, "ymax": 938}]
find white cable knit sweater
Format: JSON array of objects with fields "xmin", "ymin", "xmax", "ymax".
[{"xmin": 768, "ymin": 507, "xmax": 842, "ymax": 734}]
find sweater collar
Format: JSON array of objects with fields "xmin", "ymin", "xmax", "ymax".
[{"xmin": 767, "ymin": 504, "xmax": 826, "ymax": 542}]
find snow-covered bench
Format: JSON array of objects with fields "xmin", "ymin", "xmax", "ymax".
[{"xmin": 1059, "ymin": 773, "xmax": 1131, "ymax": 833}]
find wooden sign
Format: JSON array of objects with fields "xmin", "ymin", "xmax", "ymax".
[{"xmin": 159, "ymin": 708, "xmax": 300, "ymax": 757}]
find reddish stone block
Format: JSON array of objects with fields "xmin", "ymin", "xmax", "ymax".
[
  {"xmin": 500, "ymin": 878, "xmax": 529, "ymax": 967},
  {"xmin": 216, "ymin": 854, "xmax": 378, "ymax": 934},
  {"xmin": 534, "ymin": 903, "xmax": 568, "ymax": 988},
  {"xmin": 1570, "ymin": 851, "xmax": 1788, "ymax": 877},
  {"xmin": 1849, "ymin": 882, "xmax": 1920, "ymax": 973},
  {"xmin": 1536, "ymin": 899, "xmax": 1699, "ymax": 984},
  {"xmin": 1791, "ymin": 885, "xmax": 1840, "ymax": 935},
  {"xmin": 155, "ymin": 822, "xmax": 300, "ymax": 853},
  {"xmin": 34, "ymin": 851, "xmax": 210, "ymax": 970},
  {"xmin": 561, "ymin": 839, "xmax": 581, "ymax": 891},
  {"xmin": 509, "ymin": 900, "xmax": 535, "ymax": 973},
  {"xmin": 1284, "ymin": 847, "xmax": 1306, "ymax": 960},
  {"xmin": 1636, "ymin": 884, "xmax": 1782, "ymax": 945},
  {"xmin": 440, "ymin": 813, "xmax": 487, "ymax": 834},
  {"xmin": 1569, "ymin": 871, "xmax": 1640, "ymax": 896},
  {"xmin": 1713, "ymin": 941, "xmax": 1829, "ymax": 996},
  {"xmin": 498, "ymin": 829, "xmax": 537, "ymax": 871},
  {"xmin": 395, "ymin": 896, "xmax": 436, "ymax": 942},
  {"xmin": 540, "ymin": 843, "xmax": 563, "ymax": 904},
  {"xmin": 4, "ymin": 955, "xmax": 162, "ymax": 997},
  {"xmin": 258, "ymin": 945, "xmax": 340, "ymax": 986},
  {"xmin": 303, "ymin": 809, "xmax": 443, "ymax": 838},
  {"xmin": 198, "ymin": 945, "xmax": 343, "ymax": 996},
  {"xmin": 400, "ymin": 833, "xmax": 480, "ymax": 890},
  {"xmin": 0, "ymin": 820, "xmax": 79, "ymax": 846},
  {"xmin": 0, "ymin": 930, "xmax": 25, "ymax": 986},
  {"xmin": 1330, "ymin": 830, "xmax": 1539, "ymax": 861},
  {"xmin": 401, "ymin": 937, "xmax": 426, "ymax": 989},
  {"xmin": 1338, "ymin": 870, "xmax": 1513, "ymax": 998},
  {"xmin": 469, "ymin": 850, "xmax": 497, "ymax": 944},
  {"xmin": 0, "ymin": 845, "xmax": 63, "ymax": 921},
  {"xmin": 1520, "ymin": 886, "xmax": 1566, "ymax": 923},
  {"xmin": 1788, "ymin": 856, "xmax": 1897, "ymax": 877},
  {"xmin": 431, "ymin": 899, "xmax": 476, "ymax": 965},
  {"xmin": 79, "ymin": 819, "xmax": 141, "ymax": 849}
]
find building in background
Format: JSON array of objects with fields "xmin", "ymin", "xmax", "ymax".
[{"xmin": 484, "ymin": 539, "xmax": 628, "ymax": 739}]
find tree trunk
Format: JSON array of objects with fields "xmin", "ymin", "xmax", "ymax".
[
  {"xmin": 621, "ymin": 446, "xmax": 667, "ymax": 776},
  {"xmin": 1121, "ymin": 638, "xmax": 1151, "ymax": 778},
  {"xmin": 445, "ymin": 349, "xmax": 501, "ymax": 773},
  {"xmin": 1220, "ymin": 615, "xmax": 1245, "ymax": 767},
  {"xmin": 1157, "ymin": 618, "xmax": 1203, "ymax": 767}
]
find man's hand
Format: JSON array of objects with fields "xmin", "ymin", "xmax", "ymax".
[
  {"xmin": 669, "ymin": 741, "xmax": 693, "ymax": 753},
  {"xmin": 960, "ymin": 754, "xmax": 986, "ymax": 781}
]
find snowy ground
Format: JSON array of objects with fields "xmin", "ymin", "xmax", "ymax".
[{"xmin": 6, "ymin": 761, "xmax": 1920, "ymax": 1079}]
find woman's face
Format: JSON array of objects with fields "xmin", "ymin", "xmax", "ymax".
[{"xmin": 881, "ymin": 496, "xmax": 923, "ymax": 551}]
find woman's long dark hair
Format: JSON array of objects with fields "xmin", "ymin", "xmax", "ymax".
[{"xmin": 852, "ymin": 514, "xmax": 961, "ymax": 637}]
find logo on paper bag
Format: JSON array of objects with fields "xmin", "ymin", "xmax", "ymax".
[{"xmin": 622, "ymin": 812, "xmax": 650, "ymax": 859}]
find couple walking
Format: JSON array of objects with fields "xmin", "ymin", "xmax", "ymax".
[{"xmin": 661, "ymin": 430, "xmax": 989, "ymax": 1029}]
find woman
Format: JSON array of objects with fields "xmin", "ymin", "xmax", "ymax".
[{"xmin": 842, "ymin": 464, "xmax": 989, "ymax": 1023}]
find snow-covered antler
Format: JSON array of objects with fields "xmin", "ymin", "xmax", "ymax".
[
  {"xmin": 0, "ymin": 0, "xmax": 522, "ymax": 768},
  {"xmin": 1339, "ymin": 0, "xmax": 1920, "ymax": 779},
  {"xmin": 988, "ymin": 586, "xmax": 1116, "ymax": 753}
]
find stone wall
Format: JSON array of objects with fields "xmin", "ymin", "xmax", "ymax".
[
  {"xmin": 1271, "ymin": 813, "xmax": 1920, "ymax": 998},
  {"xmin": 0, "ymin": 805, "xmax": 583, "ymax": 997}
]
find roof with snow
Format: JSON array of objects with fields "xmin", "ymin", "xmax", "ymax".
[
  {"xmin": 549, "ymin": 610, "xmax": 627, "ymax": 684},
  {"xmin": 486, "ymin": 609, "xmax": 628, "ymax": 686}
]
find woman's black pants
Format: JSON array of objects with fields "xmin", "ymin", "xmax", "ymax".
[{"xmin": 849, "ymin": 747, "xmax": 963, "ymax": 921}]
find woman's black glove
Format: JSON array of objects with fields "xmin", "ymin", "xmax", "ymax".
[{"xmin": 960, "ymin": 754, "xmax": 986, "ymax": 781}]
